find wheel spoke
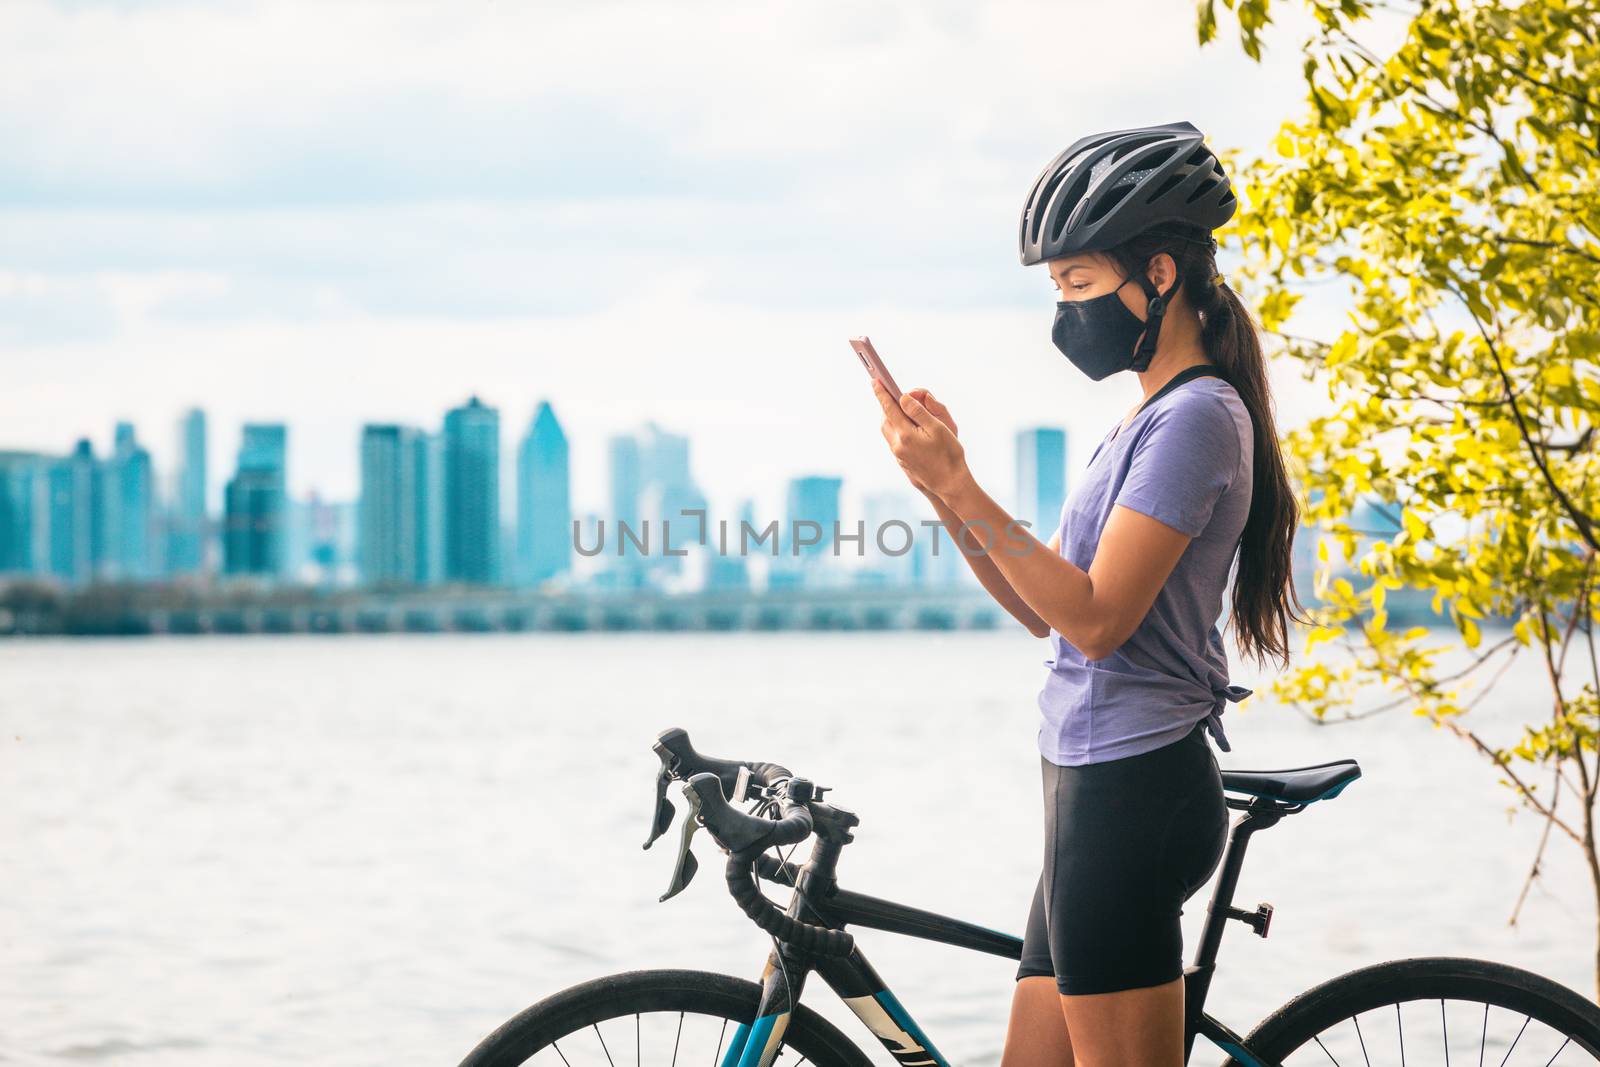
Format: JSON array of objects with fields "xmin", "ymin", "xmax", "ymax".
[
  {"xmin": 1541, "ymin": 1037, "xmax": 1570, "ymax": 1067},
  {"xmin": 1495, "ymin": 1015, "xmax": 1530, "ymax": 1067},
  {"xmin": 594, "ymin": 1023, "xmax": 619, "ymax": 1067},
  {"xmin": 460, "ymin": 973, "xmax": 851, "ymax": 1067},
  {"xmin": 1353, "ymin": 1012, "xmax": 1372, "ymax": 1067},
  {"xmin": 1154, "ymin": 967, "xmax": 1600, "ymax": 1067},
  {"xmin": 712, "ymin": 1017, "xmax": 728, "ymax": 1067}
]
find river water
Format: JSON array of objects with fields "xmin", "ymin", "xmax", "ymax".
[{"xmin": 1, "ymin": 632, "xmax": 1591, "ymax": 1065}]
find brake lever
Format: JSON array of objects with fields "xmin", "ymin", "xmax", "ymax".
[
  {"xmin": 657, "ymin": 775, "xmax": 710, "ymax": 902},
  {"xmin": 643, "ymin": 761, "xmax": 675, "ymax": 850}
]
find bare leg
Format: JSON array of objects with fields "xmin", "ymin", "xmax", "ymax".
[
  {"xmin": 999, "ymin": 976, "xmax": 1074, "ymax": 1067},
  {"xmin": 1056, "ymin": 976, "xmax": 1184, "ymax": 1067}
]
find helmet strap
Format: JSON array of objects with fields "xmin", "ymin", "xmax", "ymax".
[{"xmin": 1129, "ymin": 271, "xmax": 1179, "ymax": 373}]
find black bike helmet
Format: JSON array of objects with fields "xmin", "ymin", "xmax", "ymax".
[{"xmin": 1018, "ymin": 120, "xmax": 1235, "ymax": 266}]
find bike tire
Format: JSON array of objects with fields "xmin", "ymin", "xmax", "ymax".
[
  {"xmin": 457, "ymin": 968, "xmax": 876, "ymax": 1067},
  {"xmin": 1226, "ymin": 957, "xmax": 1600, "ymax": 1066}
]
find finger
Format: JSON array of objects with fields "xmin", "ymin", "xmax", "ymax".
[
  {"xmin": 898, "ymin": 391, "xmax": 934, "ymax": 429},
  {"xmin": 876, "ymin": 379, "xmax": 917, "ymax": 430},
  {"xmin": 906, "ymin": 391, "xmax": 957, "ymax": 437},
  {"xmin": 869, "ymin": 378, "xmax": 903, "ymax": 421},
  {"xmin": 920, "ymin": 392, "xmax": 955, "ymax": 425}
]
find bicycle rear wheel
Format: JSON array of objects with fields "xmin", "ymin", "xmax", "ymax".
[
  {"xmin": 456, "ymin": 968, "xmax": 874, "ymax": 1067},
  {"xmin": 1229, "ymin": 957, "xmax": 1600, "ymax": 1066}
]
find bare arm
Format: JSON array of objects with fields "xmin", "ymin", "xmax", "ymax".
[
  {"xmin": 939, "ymin": 479, "xmax": 1189, "ymax": 659},
  {"xmin": 890, "ymin": 388, "xmax": 1050, "ymax": 637},
  {"xmin": 874, "ymin": 381, "xmax": 1190, "ymax": 660},
  {"xmin": 918, "ymin": 487, "xmax": 1051, "ymax": 637}
]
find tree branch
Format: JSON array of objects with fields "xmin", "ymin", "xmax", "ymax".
[
  {"xmin": 1447, "ymin": 280, "xmax": 1600, "ymax": 551},
  {"xmin": 1511, "ymin": 768, "xmax": 1563, "ymax": 927}
]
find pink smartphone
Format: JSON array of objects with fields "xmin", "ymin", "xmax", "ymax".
[{"xmin": 849, "ymin": 336, "xmax": 902, "ymax": 400}]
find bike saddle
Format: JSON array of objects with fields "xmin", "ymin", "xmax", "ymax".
[{"xmin": 1221, "ymin": 759, "xmax": 1361, "ymax": 805}]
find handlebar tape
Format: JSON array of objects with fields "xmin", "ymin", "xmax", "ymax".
[
  {"xmin": 681, "ymin": 771, "xmax": 854, "ymax": 957},
  {"xmin": 726, "ymin": 852, "xmax": 855, "ymax": 957},
  {"xmin": 658, "ymin": 731, "xmax": 853, "ymax": 956}
]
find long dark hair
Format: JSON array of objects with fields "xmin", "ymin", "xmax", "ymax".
[{"xmin": 1102, "ymin": 220, "xmax": 1308, "ymax": 669}]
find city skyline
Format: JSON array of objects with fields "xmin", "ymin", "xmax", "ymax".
[{"xmin": 0, "ymin": 391, "xmax": 1095, "ymax": 595}]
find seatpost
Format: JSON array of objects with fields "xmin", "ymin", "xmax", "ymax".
[{"xmin": 1183, "ymin": 800, "xmax": 1282, "ymax": 1052}]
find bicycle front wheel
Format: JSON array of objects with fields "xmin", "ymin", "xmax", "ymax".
[
  {"xmin": 456, "ymin": 968, "xmax": 874, "ymax": 1067},
  {"xmin": 1230, "ymin": 957, "xmax": 1600, "ymax": 1066}
]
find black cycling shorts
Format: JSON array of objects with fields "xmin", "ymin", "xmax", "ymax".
[{"xmin": 1015, "ymin": 722, "xmax": 1228, "ymax": 996}]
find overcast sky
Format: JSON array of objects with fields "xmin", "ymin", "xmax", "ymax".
[{"xmin": 0, "ymin": 0, "xmax": 1391, "ymax": 521}]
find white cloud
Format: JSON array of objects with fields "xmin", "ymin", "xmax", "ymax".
[{"xmin": 0, "ymin": 0, "xmax": 1369, "ymax": 512}]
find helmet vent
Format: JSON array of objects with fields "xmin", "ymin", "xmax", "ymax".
[
  {"xmin": 1186, "ymin": 178, "xmax": 1223, "ymax": 204},
  {"xmin": 1050, "ymin": 166, "xmax": 1096, "ymax": 243},
  {"xmin": 1031, "ymin": 168, "xmax": 1070, "ymax": 245},
  {"xmin": 1086, "ymin": 183, "xmax": 1134, "ymax": 225},
  {"xmin": 1145, "ymin": 172, "xmax": 1186, "ymax": 203},
  {"xmin": 1187, "ymin": 148, "xmax": 1211, "ymax": 166},
  {"xmin": 1125, "ymin": 145, "xmax": 1177, "ymax": 177}
]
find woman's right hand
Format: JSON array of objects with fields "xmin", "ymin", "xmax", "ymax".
[
  {"xmin": 906, "ymin": 388, "xmax": 958, "ymax": 438},
  {"xmin": 900, "ymin": 388, "xmax": 958, "ymax": 498}
]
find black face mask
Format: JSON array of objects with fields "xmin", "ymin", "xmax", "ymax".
[{"xmin": 1051, "ymin": 271, "xmax": 1176, "ymax": 381}]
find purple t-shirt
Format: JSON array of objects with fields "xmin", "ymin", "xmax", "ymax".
[{"xmin": 1037, "ymin": 374, "xmax": 1255, "ymax": 766}]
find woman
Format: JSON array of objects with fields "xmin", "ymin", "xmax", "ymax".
[{"xmin": 870, "ymin": 120, "xmax": 1306, "ymax": 1067}]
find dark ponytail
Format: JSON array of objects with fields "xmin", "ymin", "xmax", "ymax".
[{"xmin": 1105, "ymin": 222, "xmax": 1310, "ymax": 670}]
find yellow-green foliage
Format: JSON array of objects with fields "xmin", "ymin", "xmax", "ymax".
[{"xmin": 1198, "ymin": 0, "xmax": 1600, "ymax": 989}]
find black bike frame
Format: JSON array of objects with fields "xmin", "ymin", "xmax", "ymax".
[{"xmin": 718, "ymin": 798, "xmax": 1290, "ymax": 1067}]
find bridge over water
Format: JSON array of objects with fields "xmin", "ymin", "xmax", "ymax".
[{"xmin": 90, "ymin": 584, "xmax": 1010, "ymax": 636}]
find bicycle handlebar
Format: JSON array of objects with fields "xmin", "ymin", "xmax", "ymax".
[
  {"xmin": 682, "ymin": 772, "xmax": 812, "ymax": 853},
  {"xmin": 650, "ymin": 727, "xmax": 855, "ymax": 957},
  {"xmin": 653, "ymin": 726, "xmax": 794, "ymax": 799}
]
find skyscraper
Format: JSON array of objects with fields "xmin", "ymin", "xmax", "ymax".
[
  {"xmin": 358, "ymin": 424, "xmax": 420, "ymax": 585},
  {"xmin": 786, "ymin": 476, "xmax": 842, "ymax": 558},
  {"xmin": 778, "ymin": 475, "xmax": 843, "ymax": 590},
  {"xmin": 1016, "ymin": 427, "xmax": 1068, "ymax": 540},
  {"xmin": 290, "ymin": 491, "xmax": 355, "ymax": 587},
  {"xmin": 442, "ymin": 396, "xmax": 500, "ymax": 584},
  {"xmin": 705, "ymin": 498, "xmax": 754, "ymax": 591},
  {"xmin": 223, "ymin": 423, "xmax": 288, "ymax": 577},
  {"xmin": 516, "ymin": 401, "xmax": 572, "ymax": 586},
  {"xmin": 640, "ymin": 422, "xmax": 692, "ymax": 504},
  {"xmin": 861, "ymin": 489, "xmax": 919, "ymax": 586},
  {"xmin": 168, "ymin": 408, "xmax": 208, "ymax": 574},
  {"xmin": 99, "ymin": 422, "xmax": 156, "ymax": 580},
  {"xmin": 638, "ymin": 422, "xmax": 706, "ymax": 583},
  {"xmin": 607, "ymin": 434, "xmax": 645, "ymax": 586},
  {"xmin": 48, "ymin": 440, "xmax": 98, "ymax": 585},
  {"xmin": 0, "ymin": 452, "xmax": 47, "ymax": 576},
  {"xmin": 608, "ymin": 435, "xmax": 642, "ymax": 535}
]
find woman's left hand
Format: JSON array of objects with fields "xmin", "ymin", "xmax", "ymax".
[{"xmin": 871, "ymin": 378, "xmax": 972, "ymax": 499}]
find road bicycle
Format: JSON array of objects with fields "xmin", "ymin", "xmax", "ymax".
[{"xmin": 457, "ymin": 727, "xmax": 1600, "ymax": 1067}]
